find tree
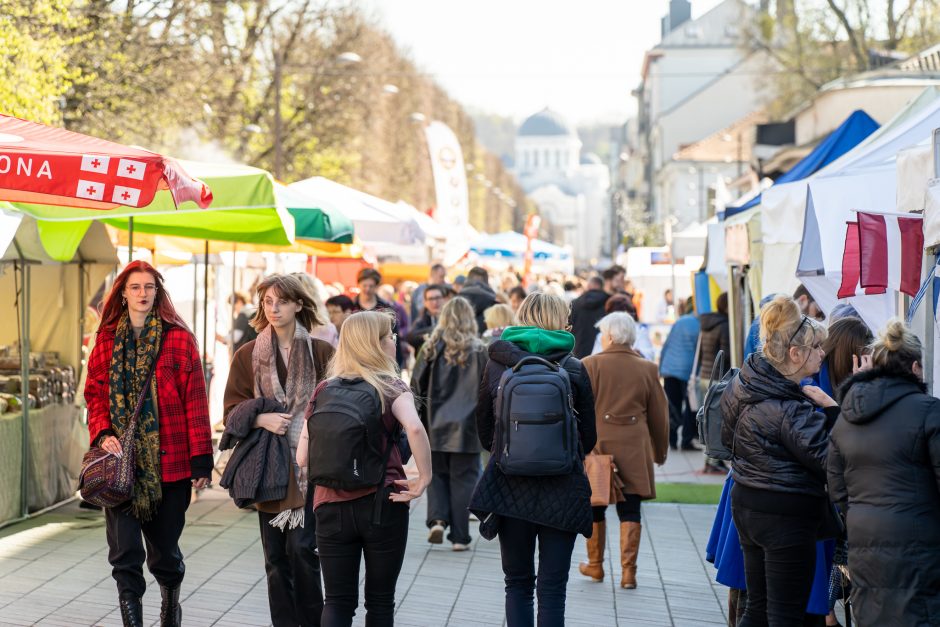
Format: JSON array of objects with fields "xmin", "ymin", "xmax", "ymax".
[
  {"xmin": 0, "ymin": 0, "xmax": 79, "ymax": 124},
  {"xmin": 747, "ymin": 0, "xmax": 940, "ymax": 116}
]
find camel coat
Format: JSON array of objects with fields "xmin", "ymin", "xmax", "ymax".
[{"xmin": 582, "ymin": 344, "xmax": 669, "ymax": 499}]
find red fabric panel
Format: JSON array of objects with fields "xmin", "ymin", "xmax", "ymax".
[{"xmin": 858, "ymin": 212, "xmax": 888, "ymax": 290}]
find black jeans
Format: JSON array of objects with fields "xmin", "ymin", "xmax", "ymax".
[
  {"xmin": 315, "ymin": 493, "xmax": 409, "ymax": 627},
  {"xmin": 104, "ymin": 480, "xmax": 191, "ymax": 598},
  {"xmin": 258, "ymin": 495, "xmax": 323, "ymax": 627},
  {"xmin": 592, "ymin": 492, "xmax": 642, "ymax": 523},
  {"xmin": 498, "ymin": 516, "xmax": 577, "ymax": 627},
  {"xmin": 663, "ymin": 376, "xmax": 696, "ymax": 447},
  {"xmin": 426, "ymin": 451, "xmax": 480, "ymax": 544},
  {"xmin": 731, "ymin": 502, "xmax": 819, "ymax": 627}
]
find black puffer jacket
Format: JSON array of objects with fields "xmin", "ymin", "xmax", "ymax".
[
  {"xmin": 469, "ymin": 339, "xmax": 597, "ymax": 537},
  {"xmin": 457, "ymin": 281, "xmax": 497, "ymax": 335},
  {"xmin": 720, "ymin": 353, "xmax": 830, "ymax": 497},
  {"xmin": 569, "ymin": 289, "xmax": 610, "ymax": 358},
  {"xmin": 410, "ymin": 341, "xmax": 487, "ymax": 453},
  {"xmin": 828, "ymin": 368, "xmax": 940, "ymax": 626},
  {"xmin": 699, "ymin": 312, "xmax": 730, "ymax": 378}
]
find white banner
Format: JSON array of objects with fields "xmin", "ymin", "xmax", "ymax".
[{"xmin": 424, "ymin": 121, "xmax": 469, "ymax": 229}]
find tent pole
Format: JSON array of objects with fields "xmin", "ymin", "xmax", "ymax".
[
  {"xmin": 128, "ymin": 217, "xmax": 134, "ymax": 264},
  {"xmin": 192, "ymin": 259, "xmax": 198, "ymax": 334},
  {"xmin": 231, "ymin": 244, "xmax": 237, "ymax": 356},
  {"xmin": 927, "ymin": 248, "xmax": 937, "ymax": 397},
  {"xmin": 20, "ymin": 261, "xmax": 31, "ymax": 517},
  {"xmin": 78, "ymin": 263, "xmax": 85, "ymax": 383},
  {"xmin": 203, "ymin": 241, "xmax": 209, "ymax": 377}
]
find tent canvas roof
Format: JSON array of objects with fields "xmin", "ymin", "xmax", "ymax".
[{"xmin": 725, "ymin": 109, "xmax": 879, "ymax": 217}]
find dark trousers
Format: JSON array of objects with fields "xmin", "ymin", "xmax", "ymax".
[
  {"xmin": 104, "ymin": 480, "xmax": 191, "ymax": 598},
  {"xmin": 258, "ymin": 495, "xmax": 323, "ymax": 627},
  {"xmin": 663, "ymin": 376, "xmax": 696, "ymax": 447},
  {"xmin": 592, "ymin": 492, "xmax": 642, "ymax": 523},
  {"xmin": 731, "ymin": 502, "xmax": 819, "ymax": 627},
  {"xmin": 426, "ymin": 451, "xmax": 480, "ymax": 544},
  {"xmin": 497, "ymin": 516, "xmax": 577, "ymax": 627},
  {"xmin": 315, "ymin": 494, "xmax": 409, "ymax": 627}
]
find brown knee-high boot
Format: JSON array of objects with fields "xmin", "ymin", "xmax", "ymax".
[
  {"xmin": 620, "ymin": 521, "xmax": 641, "ymax": 589},
  {"xmin": 578, "ymin": 521, "xmax": 606, "ymax": 581}
]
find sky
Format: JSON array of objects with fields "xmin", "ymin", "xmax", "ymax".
[{"xmin": 364, "ymin": 0, "xmax": 726, "ymax": 126}]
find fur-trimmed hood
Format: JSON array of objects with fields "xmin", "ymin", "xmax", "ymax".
[{"xmin": 838, "ymin": 366, "xmax": 926, "ymax": 425}]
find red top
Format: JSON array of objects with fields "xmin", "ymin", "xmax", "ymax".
[
  {"xmin": 84, "ymin": 326, "xmax": 213, "ymax": 483},
  {"xmin": 313, "ymin": 380, "xmax": 409, "ymax": 510}
]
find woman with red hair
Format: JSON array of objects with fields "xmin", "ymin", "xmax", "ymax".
[{"xmin": 84, "ymin": 261, "xmax": 212, "ymax": 627}]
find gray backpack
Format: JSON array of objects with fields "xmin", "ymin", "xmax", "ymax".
[
  {"xmin": 696, "ymin": 350, "xmax": 738, "ymax": 461},
  {"xmin": 494, "ymin": 355, "xmax": 579, "ymax": 476}
]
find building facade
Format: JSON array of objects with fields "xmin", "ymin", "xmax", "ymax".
[{"xmin": 513, "ymin": 108, "xmax": 610, "ymax": 265}]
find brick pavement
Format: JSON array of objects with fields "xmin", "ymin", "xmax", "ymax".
[{"xmin": 0, "ymin": 487, "xmax": 727, "ymax": 627}]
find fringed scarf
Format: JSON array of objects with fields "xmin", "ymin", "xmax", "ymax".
[
  {"xmin": 109, "ymin": 312, "xmax": 163, "ymax": 521},
  {"xmin": 252, "ymin": 323, "xmax": 319, "ymax": 531}
]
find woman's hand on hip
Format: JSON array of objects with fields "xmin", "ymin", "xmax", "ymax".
[
  {"xmin": 101, "ymin": 436, "xmax": 122, "ymax": 457},
  {"xmin": 389, "ymin": 476, "xmax": 430, "ymax": 503},
  {"xmin": 255, "ymin": 412, "xmax": 293, "ymax": 435}
]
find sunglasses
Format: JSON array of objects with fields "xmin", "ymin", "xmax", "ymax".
[{"xmin": 788, "ymin": 315, "xmax": 809, "ymax": 346}]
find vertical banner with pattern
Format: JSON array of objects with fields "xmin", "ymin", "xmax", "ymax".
[{"xmin": 424, "ymin": 121, "xmax": 469, "ymax": 228}]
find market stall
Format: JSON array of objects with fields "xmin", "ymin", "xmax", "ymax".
[
  {"xmin": 468, "ymin": 230, "xmax": 574, "ymax": 276},
  {"xmin": 0, "ymin": 210, "xmax": 117, "ymax": 525}
]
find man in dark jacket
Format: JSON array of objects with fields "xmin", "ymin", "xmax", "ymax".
[
  {"xmin": 405, "ymin": 283, "xmax": 448, "ymax": 353},
  {"xmin": 570, "ymin": 265, "xmax": 626, "ymax": 358},
  {"xmin": 458, "ymin": 266, "xmax": 496, "ymax": 335}
]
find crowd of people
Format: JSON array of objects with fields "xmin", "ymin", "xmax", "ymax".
[{"xmin": 82, "ymin": 259, "xmax": 939, "ymax": 627}]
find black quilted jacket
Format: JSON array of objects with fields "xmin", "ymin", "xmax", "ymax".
[
  {"xmin": 468, "ymin": 340, "xmax": 597, "ymax": 538},
  {"xmin": 720, "ymin": 353, "xmax": 831, "ymax": 497}
]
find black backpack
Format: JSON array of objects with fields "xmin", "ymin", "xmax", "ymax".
[
  {"xmin": 307, "ymin": 377, "xmax": 396, "ymax": 490},
  {"xmin": 494, "ymin": 355, "xmax": 579, "ymax": 476},
  {"xmin": 696, "ymin": 350, "xmax": 738, "ymax": 461}
]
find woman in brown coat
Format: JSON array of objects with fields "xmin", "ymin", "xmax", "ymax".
[{"xmin": 580, "ymin": 311, "xmax": 669, "ymax": 589}]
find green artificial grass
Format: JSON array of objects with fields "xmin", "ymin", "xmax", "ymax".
[{"xmin": 652, "ymin": 482, "xmax": 723, "ymax": 505}]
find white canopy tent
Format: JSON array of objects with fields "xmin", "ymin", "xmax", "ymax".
[
  {"xmin": 793, "ymin": 92, "xmax": 940, "ymax": 331},
  {"xmin": 289, "ymin": 177, "xmax": 427, "ymax": 247},
  {"xmin": 761, "ymin": 88, "xmax": 940, "ymax": 303}
]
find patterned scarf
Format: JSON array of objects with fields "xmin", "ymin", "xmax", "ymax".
[
  {"xmin": 109, "ymin": 312, "xmax": 163, "ymax": 521},
  {"xmin": 252, "ymin": 323, "xmax": 319, "ymax": 530}
]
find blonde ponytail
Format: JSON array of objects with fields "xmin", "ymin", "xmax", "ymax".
[{"xmin": 869, "ymin": 318, "xmax": 922, "ymax": 375}]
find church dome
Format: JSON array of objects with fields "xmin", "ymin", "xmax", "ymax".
[{"xmin": 518, "ymin": 108, "xmax": 575, "ymax": 137}]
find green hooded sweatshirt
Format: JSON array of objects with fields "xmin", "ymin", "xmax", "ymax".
[{"xmin": 500, "ymin": 326, "xmax": 575, "ymax": 356}]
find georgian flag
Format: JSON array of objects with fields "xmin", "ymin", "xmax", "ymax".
[
  {"xmin": 117, "ymin": 158, "xmax": 146, "ymax": 180},
  {"xmin": 76, "ymin": 179, "xmax": 105, "ymax": 201},
  {"xmin": 112, "ymin": 185, "xmax": 141, "ymax": 206},
  {"xmin": 858, "ymin": 211, "xmax": 924, "ymax": 297},
  {"xmin": 838, "ymin": 222, "xmax": 886, "ymax": 298},
  {"xmin": 80, "ymin": 155, "xmax": 110, "ymax": 174}
]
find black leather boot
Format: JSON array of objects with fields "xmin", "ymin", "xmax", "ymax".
[
  {"xmin": 118, "ymin": 592, "xmax": 143, "ymax": 627},
  {"xmin": 160, "ymin": 585, "xmax": 182, "ymax": 627}
]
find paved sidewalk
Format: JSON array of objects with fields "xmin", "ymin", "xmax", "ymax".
[
  {"xmin": 0, "ymin": 489, "xmax": 726, "ymax": 626},
  {"xmin": 655, "ymin": 447, "xmax": 727, "ymax": 485}
]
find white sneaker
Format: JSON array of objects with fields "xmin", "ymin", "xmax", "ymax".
[
  {"xmin": 428, "ymin": 522, "xmax": 445, "ymax": 544},
  {"xmin": 452, "ymin": 543, "xmax": 470, "ymax": 552}
]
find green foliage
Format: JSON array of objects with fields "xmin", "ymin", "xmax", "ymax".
[
  {"xmin": 0, "ymin": 0, "xmax": 80, "ymax": 124},
  {"xmin": 652, "ymin": 482, "xmax": 722, "ymax": 505}
]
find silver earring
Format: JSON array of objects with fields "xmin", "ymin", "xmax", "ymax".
[{"xmin": 122, "ymin": 298, "xmax": 127, "ymax": 307}]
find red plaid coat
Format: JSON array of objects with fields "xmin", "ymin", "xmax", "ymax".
[{"xmin": 84, "ymin": 325, "xmax": 213, "ymax": 482}]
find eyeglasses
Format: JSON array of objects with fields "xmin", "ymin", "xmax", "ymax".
[
  {"xmin": 425, "ymin": 295, "xmax": 443, "ymax": 302},
  {"xmin": 126, "ymin": 284, "xmax": 158, "ymax": 295},
  {"xmin": 788, "ymin": 315, "xmax": 809, "ymax": 345},
  {"xmin": 383, "ymin": 333, "xmax": 398, "ymax": 343}
]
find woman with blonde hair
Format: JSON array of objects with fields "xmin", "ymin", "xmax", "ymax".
[
  {"xmin": 470, "ymin": 291, "xmax": 597, "ymax": 626},
  {"xmin": 298, "ymin": 310, "xmax": 432, "ymax": 627},
  {"xmin": 222, "ymin": 274, "xmax": 335, "ymax": 627},
  {"xmin": 829, "ymin": 320, "xmax": 940, "ymax": 626},
  {"xmin": 482, "ymin": 303, "xmax": 515, "ymax": 344},
  {"xmin": 292, "ymin": 272, "xmax": 339, "ymax": 347},
  {"xmin": 580, "ymin": 312, "xmax": 669, "ymax": 589},
  {"xmin": 720, "ymin": 295, "xmax": 839, "ymax": 626},
  {"xmin": 411, "ymin": 297, "xmax": 488, "ymax": 550}
]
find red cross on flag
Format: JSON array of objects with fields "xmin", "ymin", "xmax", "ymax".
[{"xmin": 0, "ymin": 114, "xmax": 212, "ymax": 210}]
